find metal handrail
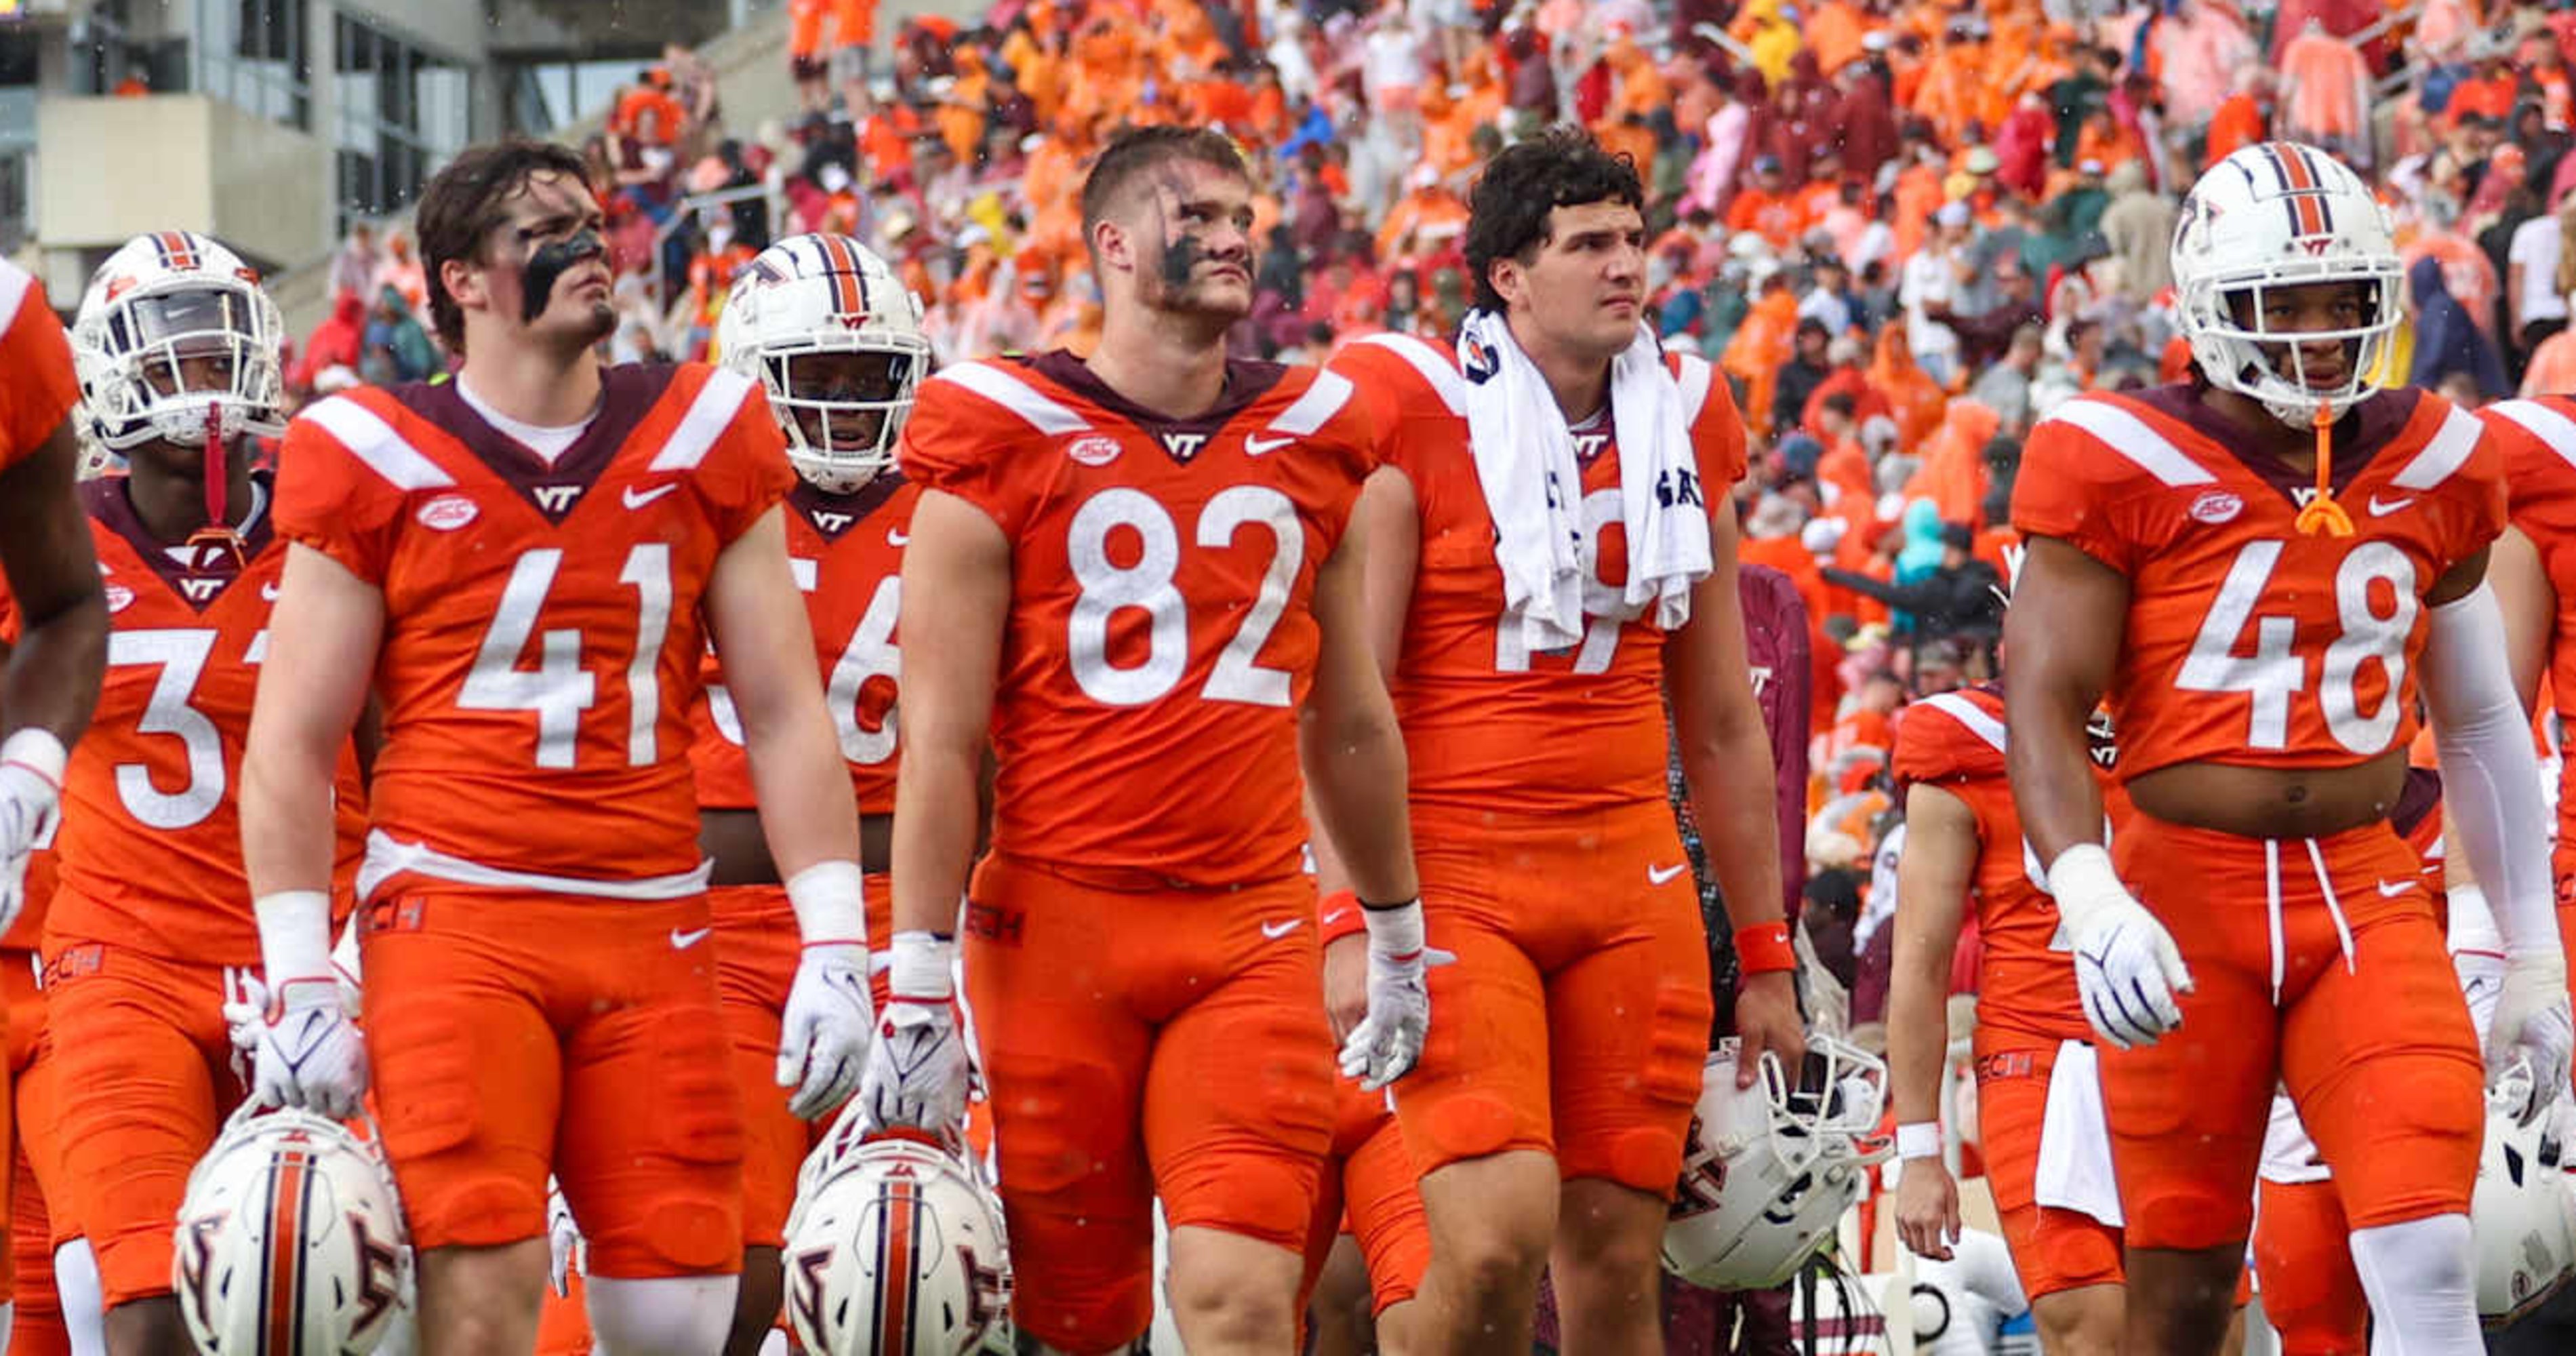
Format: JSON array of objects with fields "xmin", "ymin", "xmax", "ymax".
[{"xmin": 642, "ymin": 180, "xmax": 785, "ymax": 305}]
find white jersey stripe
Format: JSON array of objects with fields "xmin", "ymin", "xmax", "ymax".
[
  {"xmin": 649, "ymin": 367, "xmax": 755, "ymax": 471},
  {"xmin": 298, "ymin": 397, "xmax": 456, "ymax": 491},
  {"xmin": 357, "ymin": 829, "xmax": 712, "ymax": 902},
  {"xmin": 2388, "ymin": 404, "xmax": 2484, "ymax": 491},
  {"xmin": 1269, "ymin": 369, "xmax": 1354, "ymax": 437},
  {"xmin": 1919, "ymin": 691, "xmax": 2009, "ymax": 755},
  {"xmin": 931, "ymin": 361, "xmax": 1091, "ymax": 435},
  {"xmin": 1354, "ymin": 332, "xmax": 1467, "ymax": 416},
  {"xmin": 2040, "ymin": 399, "xmax": 2217, "ymax": 487},
  {"xmin": 2484, "ymin": 399, "xmax": 2576, "ymax": 475},
  {"xmin": 0, "ymin": 259, "xmax": 33, "ymax": 338}
]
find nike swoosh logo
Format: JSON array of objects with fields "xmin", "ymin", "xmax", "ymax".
[
  {"xmin": 1260, "ymin": 919, "xmax": 1304, "ymax": 939},
  {"xmin": 624, "ymin": 483, "xmax": 679, "ymax": 509},
  {"xmin": 2367, "ymin": 495, "xmax": 2414, "ymax": 517},
  {"xmin": 887, "ymin": 527, "xmax": 910, "ymax": 546},
  {"xmin": 2376, "ymin": 878, "xmax": 2419, "ymax": 897},
  {"xmin": 670, "ymin": 926, "xmax": 712, "ymax": 949},
  {"xmin": 1244, "ymin": 433, "xmax": 1294, "ymax": 457},
  {"xmin": 1321, "ymin": 909, "xmax": 1352, "ymax": 929},
  {"xmin": 1648, "ymin": 862, "xmax": 1689, "ymax": 885}
]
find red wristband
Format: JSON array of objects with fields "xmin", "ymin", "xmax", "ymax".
[
  {"xmin": 1318, "ymin": 888, "xmax": 1368, "ymax": 945},
  {"xmin": 1735, "ymin": 920, "xmax": 1797, "ymax": 975}
]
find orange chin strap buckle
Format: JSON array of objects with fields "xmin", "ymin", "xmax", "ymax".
[{"xmin": 2293, "ymin": 401, "xmax": 2354, "ymax": 538}]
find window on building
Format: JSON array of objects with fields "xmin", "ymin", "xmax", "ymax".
[
  {"xmin": 194, "ymin": 0, "xmax": 311, "ymax": 128},
  {"xmin": 332, "ymin": 14, "xmax": 468, "ymax": 231}
]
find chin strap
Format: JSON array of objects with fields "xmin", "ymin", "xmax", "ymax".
[
  {"xmin": 185, "ymin": 404, "xmax": 247, "ymax": 570},
  {"xmin": 2293, "ymin": 401, "xmax": 2354, "ymax": 538}
]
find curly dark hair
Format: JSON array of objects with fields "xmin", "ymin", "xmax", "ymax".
[
  {"xmin": 1078, "ymin": 125, "xmax": 1252, "ymax": 256},
  {"xmin": 416, "ymin": 138, "xmax": 596, "ymax": 353},
  {"xmin": 1462, "ymin": 126, "xmax": 1646, "ymax": 314}
]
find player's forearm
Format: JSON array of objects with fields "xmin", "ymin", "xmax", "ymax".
[
  {"xmin": 240, "ymin": 732, "xmax": 347, "ymax": 903},
  {"xmin": 1885, "ymin": 950, "xmax": 1951, "ymax": 1127},
  {"xmin": 738, "ymin": 696, "xmax": 863, "ymax": 880},
  {"xmin": 2426, "ymin": 585, "xmax": 2560, "ymax": 959},
  {"xmin": 0, "ymin": 603, "xmax": 106, "ymax": 751},
  {"xmin": 890, "ymin": 742, "xmax": 981, "ymax": 936},
  {"xmin": 1300, "ymin": 708, "xmax": 1418, "ymax": 906},
  {"xmin": 2005, "ymin": 691, "xmax": 2109, "ymax": 865},
  {"xmin": 1681, "ymin": 722, "xmax": 1786, "ymax": 928}
]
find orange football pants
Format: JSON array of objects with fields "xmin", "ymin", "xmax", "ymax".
[
  {"xmin": 39, "ymin": 931, "xmax": 251, "ymax": 1306},
  {"xmin": 358, "ymin": 886, "xmax": 744, "ymax": 1277},
  {"xmin": 2254, "ymin": 1176, "xmax": 2367, "ymax": 1355},
  {"xmin": 707, "ymin": 881, "xmax": 891, "ymax": 1250},
  {"xmin": 1967, "ymin": 1037, "xmax": 2125, "ymax": 1300},
  {"xmin": 2103, "ymin": 815, "xmax": 2483, "ymax": 1250},
  {"xmin": 1395, "ymin": 802, "xmax": 1713, "ymax": 1193},
  {"xmin": 1301, "ymin": 1081, "xmax": 1430, "ymax": 1316},
  {"xmin": 963, "ymin": 852, "xmax": 1337, "ymax": 1354},
  {"xmin": 3, "ymin": 948, "xmax": 66, "ymax": 1349}
]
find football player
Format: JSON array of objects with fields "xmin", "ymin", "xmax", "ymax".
[
  {"xmin": 0, "ymin": 255, "xmax": 109, "ymax": 1113},
  {"xmin": 1319, "ymin": 126, "xmax": 1795, "ymax": 1353},
  {"xmin": 241, "ymin": 140, "xmax": 872, "ymax": 1355},
  {"xmin": 860, "ymin": 125, "xmax": 1427, "ymax": 1355},
  {"xmin": 1887, "ymin": 686, "xmax": 2127, "ymax": 1354},
  {"xmin": 6, "ymin": 231, "xmax": 372, "ymax": 1356},
  {"xmin": 694, "ymin": 232, "xmax": 928, "ymax": 1355},
  {"xmin": 2006, "ymin": 140, "xmax": 2572, "ymax": 1354}
]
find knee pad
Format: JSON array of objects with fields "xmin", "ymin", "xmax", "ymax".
[
  {"xmin": 586, "ymin": 1275, "xmax": 738, "ymax": 1356},
  {"xmin": 55, "ymin": 1239, "xmax": 104, "ymax": 1356}
]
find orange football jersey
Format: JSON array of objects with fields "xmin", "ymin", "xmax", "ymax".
[
  {"xmin": 692, "ymin": 477, "xmax": 916, "ymax": 816},
  {"xmin": 0, "ymin": 259, "xmax": 76, "ymax": 473},
  {"xmin": 2475, "ymin": 397, "xmax": 2576, "ymax": 888},
  {"xmin": 276, "ymin": 364, "xmax": 794, "ymax": 890},
  {"xmin": 2014, "ymin": 386, "xmax": 2503, "ymax": 782},
  {"xmin": 1890, "ymin": 686, "xmax": 2092, "ymax": 1044},
  {"xmin": 0, "ymin": 479, "xmax": 365, "ymax": 963},
  {"xmin": 1323, "ymin": 333, "xmax": 1751, "ymax": 815},
  {"xmin": 898, "ymin": 351, "xmax": 1374, "ymax": 886}
]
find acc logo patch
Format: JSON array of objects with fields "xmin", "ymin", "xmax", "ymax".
[
  {"xmin": 1064, "ymin": 433, "xmax": 1123, "ymax": 468},
  {"xmin": 416, "ymin": 494, "xmax": 480, "ymax": 531},
  {"xmin": 2188, "ymin": 490, "xmax": 2244, "ymax": 525},
  {"xmin": 102, "ymin": 583, "xmax": 135, "ymax": 614}
]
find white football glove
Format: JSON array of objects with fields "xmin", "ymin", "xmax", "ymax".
[
  {"xmin": 1337, "ymin": 899, "xmax": 1438, "ymax": 1092},
  {"xmin": 2048, "ymin": 844, "xmax": 2193, "ymax": 1050},
  {"xmin": 2487, "ymin": 951, "xmax": 2574, "ymax": 1126},
  {"xmin": 546, "ymin": 1177, "xmax": 584, "ymax": 1297},
  {"xmin": 778, "ymin": 942, "xmax": 874, "ymax": 1121},
  {"xmin": 858, "ymin": 933, "xmax": 971, "ymax": 1136},
  {"xmin": 251, "ymin": 976, "xmax": 368, "ymax": 1119},
  {"xmin": 0, "ymin": 732, "xmax": 66, "ymax": 940}
]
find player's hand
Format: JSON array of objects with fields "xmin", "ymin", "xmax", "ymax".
[
  {"xmin": 546, "ymin": 1178, "xmax": 584, "ymax": 1298},
  {"xmin": 1732, "ymin": 970, "xmax": 1808, "ymax": 1090},
  {"xmin": 2488, "ymin": 951, "xmax": 2575, "ymax": 1125},
  {"xmin": 1339, "ymin": 899, "xmax": 1441, "ymax": 1092},
  {"xmin": 2049, "ymin": 845, "xmax": 2192, "ymax": 1050},
  {"xmin": 778, "ymin": 942, "xmax": 874, "ymax": 1121},
  {"xmin": 859, "ymin": 932, "xmax": 969, "ymax": 1136},
  {"xmin": 1894, "ymin": 1155, "xmax": 1963, "ymax": 1262},
  {"xmin": 1323, "ymin": 934, "xmax": 1367, "ymax": 1042},
  {"xmin": 252, "ymin": 976, "xmax": 368, "ymax": 1119},
  {"xmin": 0, "ymin": 752, "xmax": 61, "ymax": 939}
]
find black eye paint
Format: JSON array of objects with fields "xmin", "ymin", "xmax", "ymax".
[
  {"xmin": 1161, "ymin": 231, "xmax": 1206, "ymax": 290},
  {"xmin": 521, "ymin": 229, "xmax": 605, "ymax": 323}
]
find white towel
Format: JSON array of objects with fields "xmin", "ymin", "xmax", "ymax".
[
  {"xmin": 2032, "ymin": 1039, "xmax": 2126, "ymax": 1227},
  {"xmin": 1455, "ymin": 309, "xmax": 1714, "ymax": 656}
]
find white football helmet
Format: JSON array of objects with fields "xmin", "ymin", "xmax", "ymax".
[
  {"xmin": 174, "ymin": 1105, "xmax": 413, "ymax": 1355},
  {"xmin": 782, "ymin": 1126, "xmax": 1013, "ymax": 1355},
  {"xmin": 2473, "ymin": 1064, "xmax": 2576, "ymax": 1329},
  {"xmin": 1665, "ymin": 1033, "xmax": 1892, "ymax": 1290},
  {"xmin": 72, "ymin": 231, "xmax": 286, "ymax": 455},
  {"xmin": 2169, "ymin": 141, "xmax": 2401, "ymax": 429},
  {"xmin": 717, "ymin": 232, "xmax": 929, "ymax": 493}
]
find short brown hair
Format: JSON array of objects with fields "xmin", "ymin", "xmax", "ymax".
[
  {"xmin": 1077, "ymin": 126, "xmax": 1251, "ymax": 254},
  {"xmin": 416, "ymin": 139, "xmax": 597, "ymax": 353}
]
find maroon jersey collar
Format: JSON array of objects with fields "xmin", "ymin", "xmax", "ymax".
[
  {"xmin": 1026, "ymin": 349, "xmax": 1291, "ymax": 466},
  {"xmin": 84, "ymin": 472, "xmax": 277, "ymax": 614},
  {"xmin": 388, "ymin": 365, "xmax": 679, "ymax": 524}
]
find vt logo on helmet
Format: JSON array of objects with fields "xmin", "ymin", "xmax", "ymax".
[
  {"xmin": 782, "ymin": 1116, "xmax": 1014, "ymax": 1355},
  {"xmin": 1664, "ymin": 1032, "xmax": 1893, "ymax": 1290},
  {"xmin": 173, "ymin": 1104, "xmax": 413, "ymax": 1355}
]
